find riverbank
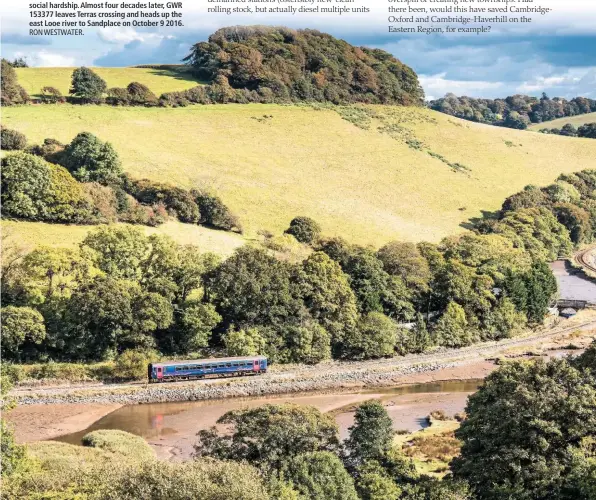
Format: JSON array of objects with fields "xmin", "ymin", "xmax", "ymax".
[{"xmin": 12, "ymin": 314, "xmax": 596, "ymax": 407}]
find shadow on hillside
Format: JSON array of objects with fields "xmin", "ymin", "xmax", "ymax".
[
  {"xmin": 459, "ymin": 210, "xmax": 500, "ymax": 231},
  {"xmin": 147, "ymin": 69, "xmax": 208, "ymax": 86}
]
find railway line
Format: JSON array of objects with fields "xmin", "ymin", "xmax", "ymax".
[{"xmin": 575, "ymin": 246, "xmax": 596, "ymax": 274}]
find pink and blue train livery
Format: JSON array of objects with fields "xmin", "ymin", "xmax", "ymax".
[{"xmin": 148, "ymin": 355, "xmax": 268, "ymax": 383}]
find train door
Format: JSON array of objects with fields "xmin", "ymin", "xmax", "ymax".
[
  {"xmin": 253, "ymin": 360, "xmax": 259, "ymax": 372},
  {"xmin": 157, "ymin": 366, "xmax": 163, "ymax": 380}
]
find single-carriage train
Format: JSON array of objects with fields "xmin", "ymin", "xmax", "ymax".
[{"xmin": 148, "ymin": 355, "xmax": 267, "ymax": 383}]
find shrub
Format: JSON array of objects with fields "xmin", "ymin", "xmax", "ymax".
[
  {"xmin": 429, "ymin": 409, "xmax": 448, "ymax": 421},
  {"xmin": 343, "ymin": 312, "xmax": 397, "ymax": 360},
  {"xmin": 127, "ymin": 81, "xmax": 158, "ymax": 105},
  {"xmin": 82, "ymin": 182, "xmax": 119, "ymax": 223},
  {"xmin": 1, "ymin": 152, "xmax": 92, "ymax": 222},
  {"xmin": 285, "ymin": 216, "xmax": 322, "ymax": 244},
  {"xmin": 223, "ymin": 326, "xmax": 265, "ymax": 356},
  {"xmin": 193, "ymin": 189, "xmax": 242, "ymax": 232},
  {"xmin": 26, "ymin": 137, "xmax": 65, "ymax": 160},
  {"xmin": 128, "ymin": 178, "xmax": 200, "ymax": 223},
  {"xmin": 1, "ymin": 126, "xmax": 27, "ymax": 150},
  {"xmin": 82, "ymin": 430, "xmax": 155, "ymax": 461},
  {"xmin": 115, "ymin": 349, "xmax": 160, "ymax": 380},
  {"xmin": 40, "ymin": 86, "xmax": 65, "ymax": 103},
  {"xmin": 106, "ymin": 87, "xmax": 130, "ymax": 105}
]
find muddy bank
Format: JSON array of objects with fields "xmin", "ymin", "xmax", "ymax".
[{"xmin": 7, "ymin": 403, "xmax": 122, "ymax": 444}]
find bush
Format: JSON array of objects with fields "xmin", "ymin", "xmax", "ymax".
[
  {"xmin": 285, "ymin": 216, "xmax": 322, "ymax": 244},
  {"xmin": 40, "ymin": 86, "xmax": 65, "ymax": 103},
  {"xmin": 193, "ymin": 189, "xmax": 242, "ymax": 232},
  {"xmin": 1, "ymin": 152, "xmax": 93, "ymax": 222},
  {"xmin": 82, "ymin": 182, "xmax": 119, "ymax": 223},
  {"xmin": 1, "ymin": 126, "xmax": 27, "ymax": 150},
  {"xmin": 114, "ymin": 349, "xmax": 160, "ymax": 380},
  {"xmin": 107, "ymin": 87, "xmax": 130, "ymax": 105},
  {"xmin": 128, "ymin": 178, "xmax": 200, "ymax": 223},
  {"xmin": 1, "ymin": 59, "xmax": 29, "ymax": 106},
  {"xmin": 82, "ymin": 430, "xmax": 155, "ymax": 461},
  {"xmin": 26, "ymin": 137, "xmax": 65, "ymax": 160},
  {"xmin": 70, "ymin": 67, "xmax": 107, "ymax": 102},
  {"xmin": 127, "ymin": 81, "xmax": 158, "ymax": 105}
]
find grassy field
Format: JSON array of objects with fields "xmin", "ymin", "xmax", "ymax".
[
  {"xmin": 15, "ymin": 67, "xmax": 201, "ymax": 98},
  {"xmin": 2, "ymin": 220, "xmax": 246, "ymax": 257},
  {"xmin": 5, "ymin": 103, "xmax": 596, "ymax": 247},
  {"xmin": 528, "ymin": 112, "xmax": 596, "ymax": 131}
]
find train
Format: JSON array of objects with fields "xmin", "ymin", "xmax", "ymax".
[{"xmin": 147, "ymin": 355, "xmax": 268, "ymax": 383}]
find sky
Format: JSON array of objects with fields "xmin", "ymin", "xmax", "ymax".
[{"xmin": 1, "ymin": 0, "xmax": 596, "ymax": 100}]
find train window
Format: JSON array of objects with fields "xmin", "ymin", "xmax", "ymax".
[
  {"xmin": 182, "ymin": 366, "xmax": 189, "ymax": 370},
  {"xmin": 175, "ymin": 366, "xmax": 180, "ymax": 371},
  {"xmin": 232, "ymin": 362, "xmax": 239, "ymax": 367},
  {"xmin": 226, "ymin": 363, "xmax": 232, "ymax": 367},
  {"xmin": 204, "ymin": 364, "xmax": 210, "ymax": 369}
]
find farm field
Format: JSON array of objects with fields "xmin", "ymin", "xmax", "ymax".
[
  {"xmin": 528, "ymin": 112, "xmax": 596, "ymax": 130},
  {"xmin": 15, "ymin": 67, "xmax": 201, "ymax": 98},
  {"xmin": 5, "ymin": 103, "xmax": 596, "ymax": 247},
  {"xmin": 2, "ymin": 220, "xmax": 246, "ymax": 257}
]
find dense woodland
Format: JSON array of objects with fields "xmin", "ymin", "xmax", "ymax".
[
  {"xmin": 429, "ymin": 92, "xmax": 596, "ymax": 130},
  {"xmin": 3, "ymin": 123, "xmax": 596, "ymax": 365},
  {"xmin": 3, "ymin": 344, "xmax": 596, "ymax": 498}
]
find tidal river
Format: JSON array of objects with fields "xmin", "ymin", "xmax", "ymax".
[{"xmin": 54, "ymin": 380, "xmax": 481, "ymax": 460}]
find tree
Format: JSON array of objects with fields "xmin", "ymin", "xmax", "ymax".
[
  {"xmin": 192, "ymin": 189, "xmax": 242, "ymax": 232},
  {"xmin": 343, "ymin": 312, "xmax": 396, "ymax": 360},
  {"xmin": 1, "ymin": 59, "xmax": 29, "ymax": 105},
  {"xmin": 377, "ymin": 241, "xmax": 431, "ymax": 298},
  {"xmin": 223, "ymin": 326, "xmax": 266, "ymax": 356},
  {"xmin": 345, "ymin": 400, "xmax": 394, "ymax": 466},
  {"xmin": 70, "ymin": 67, "xmax": 107, "ymax": 102},
  {"xmin": 281, "ymin": 451, "xmax": 358, "ymax": 500},
  {"xmin": 285, "ymin": 216, "xmax": 322, "ymax": 244},
  {"xmin": 278, "ymin": 322, "xmax": 331, "ymax": 364},
  {"xmin": 295, "ymin": 252, "xmax": 359, "ymax": 344},
  {"xmin": 578, "ymin": 123, "xmax": 596, "ymax": 139},
  {"xmin": 194, "ymin": 404, "xmax": 339, "ymax": 469},
  {"xmin": 205, "ymin": 246, "xmax": 302, "ymax": 328},
  {"xmin": 0, "ymin": 306, "xmax": 46, "ymax": 361},
  {"xmin": 524, "ymin": 260, "xmax": 558, "ymax": 323},
  {"xmin": 170, "ymin": 302, "xmax": 221, "ymax": 353},
  {"xmin": 59, "ymin": 132, "xmax": 122, "ymax": 184},
  {"xmin": 434, "ymin": 301, "xmax": 473, "ymax": 348},
  {"xmin": 355, "ymin": 460, "xmax": 404, "ymax": 500},
  {"xmin": 40, "ymin": 86, "xmax": 65, "ymax": 104},
  {"xmin": 82, "ymin": 226, "xmax": 150, "ymax": 281},
  {"xmin": 452, "ymin": 358, "xmax": 596, "ymax": 499}
]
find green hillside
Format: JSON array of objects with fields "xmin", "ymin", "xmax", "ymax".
[
  {"xmin": 528, "ymin": 112, "xmax": 596, "ymax": 131},
  {"xmin": 4, "ymin": 103, "xmax": 596, "ymax": 248},
  {"xmin": 15, "ymin": 67, "xmax": 202, "ymax": 98}
]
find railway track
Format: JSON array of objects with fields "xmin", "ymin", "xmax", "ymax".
[{"xmin": 575, "ymin": 246, "xmax": 596, "ymax": 274}]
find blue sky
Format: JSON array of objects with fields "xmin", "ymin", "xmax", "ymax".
[{"xmin": 2, "ymin": 0, "xmax": 595, "ymax": 100}]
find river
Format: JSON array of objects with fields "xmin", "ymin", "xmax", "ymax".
[{"xmin": 54, "ymin": 380, "xmax": 482, "ymax": 460}]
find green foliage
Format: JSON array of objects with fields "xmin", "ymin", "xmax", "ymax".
[
  {"xmin": 0, "ymin": 306, "xmax": 46, "ymax": 361},
  {"xmin": 434, "ymin": 301, "xmax": 473, "ymax": 348},
  {"xmin": 182, "ymin": 27, "xmax": 424, "ymax": 106},
  {"xmin": 70, "ymin": 67, "xmax": 107, "ymax": 102},
  {"xmin": 345, "ymin": 400, "xmax": 394, "ymax": 466},
  {"xmin": 223, "ymin": 326, "xmax": 266, "ymax": 356},
  {"xmin": 344, "ymin": 312, "xmax": 396, "ymax": 360},
  {"xmin": 452, "ymin": 358, "xmax": 596, "ymax": 499},
  {"xmin": 194, "ymin": 403, "xmax": 340, "ymax": 469},
  {"xmin": 355, "ymin": 460, "xmax": 404, "ymax": 500},
  {"xmin": 429, "ymin": 92, "xmax": 596, "ymax": 130},
  {"xmin": 40, "ymin": 85, "xmax": 65, "ymax": 103},
  {"xmin": 377, "ymin": 241, "xmax": 431, "ymax": 299},
  {"xmin": 192, "ymin": 189, "xmax": 242, "ymax": 232},
  {"xmin": 1, "ymin": 152, "xmax": 93, "ymax": 223},
  {"xmin": 1, "ymin": 126, "xmax": 27, "ymax": 150},
  {"xmin": 97, "ymin": 459, "xmax": 269, "ymax": 500},
  {"xmin": 1, "ymin": 58, "xmax": 29, "ymax": 105},
  {"xmin": 281, "ymin": 451, "xmax": 358, "ymax": 500},
  {"xmin": 82, "ymin": 429, "xmax": 155, "ymax": 461},
  {"xmin": 171, "ymin": 301, "xmax": 221, "ymax": 352},
  {"xmin": 278, "ymin": 322, "xmax": 332, "ymax": 364},
  {"xmin": 126, "ymin": 81, "xmax": 158, "ymax": 105},
  {"xmin": 114, "ymin": 349, "xmax": 160, "ymax": 380},
  {"xmin": 285, "ymin": 216, "xmax": 322, "ymax": 244},
  {"xmin": 59, "ymin": 132, "xmax": 123, "ymax": 185}
]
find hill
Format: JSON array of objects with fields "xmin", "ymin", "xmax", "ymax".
[
  {"xmin": 4, "ymin": 103, "xmax": 596, "ymax": 247},
  {"xmin": 528, "ymin": 112, "xmax": 596, "ymax": 131},
  {"xmin": 14, "ymin": 67, "xmax": 202, "ymax": 98}
]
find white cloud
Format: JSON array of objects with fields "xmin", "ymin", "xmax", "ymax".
[
  {"xmin": 23, "ymin": 50, "xmax": 77, "ymax": 67},
  {"xmin": 97, "ymin": 27, "xmax": 168, "ymax": 44},
  {"xmin": 420, "ymin": 72, "xmax": 504, "ymax": 99}
]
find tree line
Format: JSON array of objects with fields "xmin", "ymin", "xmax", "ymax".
[
  {"xmin": 1, "ymin": 131, "xmax": 241, "ymax": 231},
  {"xmin": 429, "ymin": 92, "xmax": 596, "ymax": 130},
  {"xmin": 2, "ymin": 26, "xmax": 425, "ymax": 108},
  {"xmin": 3, "ymin": 167, "xmax": 596, "ymax": 365},
  {"xmin": 539, "ymin": 122, "xmax": 596, "ymax": 139}
]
